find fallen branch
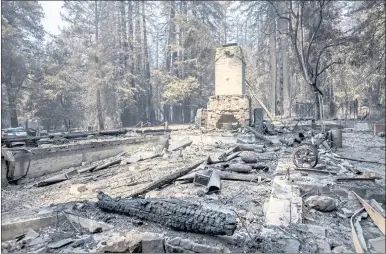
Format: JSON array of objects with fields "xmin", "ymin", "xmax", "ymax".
[
  {"xmin": 295, "ymin": 168, "xmax": 337, "ymax": 175},
  {"xmin": 246, "ymin": 80, "xmax": 274, "ymax": 121},
  {"xmin": 34, "ymin": 169, "xmax": 78, "ymax": 187},
  {"xmin": 126, "ymin": 159, "xmax": 205, "ymax": 198},
  {"xmin": 336, "ymin": 155, "xmax": 385, "ymax": 165},
  {"xmin": 91, "ymin": 159, "xmax": 122, "ymax": 172},
  {"xmin": 218, "ymin": 146, "xmax": 240, "ymax": 161},
  {"xmin": 177, "ymin": 170, "xmax": 266, "ymax": 183}
]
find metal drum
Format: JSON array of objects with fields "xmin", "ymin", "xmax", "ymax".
[{"xmin": 331, "ymin": 129, "xmax": 343, "ymax": 148}]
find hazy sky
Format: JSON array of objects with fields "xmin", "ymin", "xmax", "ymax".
[{"xmin": 39, "ymin": 1, "xmax": 63, "ymax": 35}]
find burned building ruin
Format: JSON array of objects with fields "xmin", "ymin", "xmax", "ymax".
[{"xmin": 196, "ymin": 44, "xmax": 251, "ymax": 129}]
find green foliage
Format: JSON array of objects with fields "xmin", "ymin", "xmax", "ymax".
[{"xmin": 163, "ymin": 76, "xmax": 200, "ymax": 104}]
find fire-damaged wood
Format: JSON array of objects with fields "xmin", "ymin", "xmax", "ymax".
[
  {"xmin": 218, "ymin": 146, "xmax": 240, "ymax": 161},
  {"xmin": 34, "ymin": 169, "xmax": 78, "ymax": 187},
  {"xmin": 177, "ymin": 170, "xmax": 268, "ymax": 183},
  {"xmin": 245, "ymin": 126, "xmax": 273, "ymax": 145},
  {"xmin": 97, "ymin": 192, "xmax": 237, "ymax": 235},
  {"xmin": 226, "ymin": 151, "xmax": 241, "ymax": 161},
  {"xmin": 91, "ymin": 159, "xmax": 122, "ymax": 172},
  {"xmin": 168, "ymin": 138, "xmax": 193, "ymax": 152},
  {"xmin": 352, "ymin": 191, "xmax": 386, "ymax": 235},
  {"xmin": 237, "ymin": 144, "xmax": 266, "ymax": 151},
  {"xmin": 207, "ymin": 152, "xmax": 241, "ymax": 165},
  {"xmin": 335, "ymin": 155, "xmax": 386, "ymax": 165},
  {"xmin": 225, "ymin": 164, "xmax": 253, "ymax": 173},
  {"xmin": 126, "ymin": 159, "xmax": 205, "ymax": 198}
]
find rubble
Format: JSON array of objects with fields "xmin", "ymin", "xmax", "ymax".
[
  {"xmin": 305, "ymin": 195, "xmax": 337, "ymax": 212},
  {"xmin": 2, "ymin": 122, "xmax": 385, "ymax": 253}
]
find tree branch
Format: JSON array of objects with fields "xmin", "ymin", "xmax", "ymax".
[
  {"xmin": 306, "ymin": 0, "xmax": 325, "ymax": 63},
  {"xmin": 267, "ymin": 1, "xmax": 290, "ymax": 21},
  {"xmin": 317, "ymin": 61, "xmax": 343, "ymax": 77}
]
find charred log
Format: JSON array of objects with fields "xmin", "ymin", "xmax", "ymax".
[{"xmin": 97, "ymin": 192, "xmax": 237, "ymax": 236}]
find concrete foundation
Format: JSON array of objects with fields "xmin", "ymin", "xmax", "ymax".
[
  {"xmin": 1, "ymin": 136, "xmax": 158, "ymax": 184},
  {"xmin": 265, "ymin": 156, "xmax": 303, "ymax": 227}
]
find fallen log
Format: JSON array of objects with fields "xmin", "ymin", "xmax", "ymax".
[
  {"xmin": 245, "ymin": 126, "xmax": 273, "ymax": 145},
  {"xmin": 78, "ymin": 165, "xmax": 97, "ymax": 173},
  {"xmin": 168, "ymin": 138, "xmax": 193, "ymax": 152},
  {"xmin": 225, "ymin": 151, "xmax": 241, "ymax": 161},
  {"xmin": 97, "ymin": 192, "xmax": 237, "ymax": 235},
  {"xmin": 99, "ymin": 129, "xmax": 127, "ymax": 136},
  {"xmin": 218, "ymin": 146, "xmax": 240, "ymax": 161},
  {"xmin": 207, "ymin": 152, "xmax": 241, "ymax": 165},
  {"xmin": 251, "ymin": 164, "xmax": 269, "ymax": 171},
  {"xmin": 91, "ymin": 159, "xmax": 122, "ymax": 172},
  {"xmin": 225, "ymin": 164, "xmax": 253, "ymax": 173},
  {"xmin": 177, "ymin": 170, "xmax": 266, "ymax": 183},
  {"xmin": 121, "ymin": 153, "xmax": 161, "ymax": 165},
  {"xmin": 126, "ymin": 159, "xmax": 205, "ymax": 198},
  {"xmin": 237, "ymin": 144, "xmax": 266, "ymax": 151},
  {"xmin": 34, "ymin": 169, "xmax": 78, "ymax": 187},
  {"xmin": 240, "ymin": 152, "xmax": 258, "ymax": 163}
]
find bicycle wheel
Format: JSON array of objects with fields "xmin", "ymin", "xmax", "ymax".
[{"xmin": 292, "ymin": 143, "xmax": 319, "ymax": 168}]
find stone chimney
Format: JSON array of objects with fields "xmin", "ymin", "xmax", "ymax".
[{"xmin": 215, "ymin": 43, "xmax": 245, "ymax": 96}]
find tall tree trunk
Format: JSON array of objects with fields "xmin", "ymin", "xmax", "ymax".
[
  {"xmin": 269, "ymin": 6, "xmax": 277, "ymax": 115},
  {"xmin": 120, "ymin": 1, "xmax": 128, "ymax": 72},
  {"xmin": 277, "ymin": 2, "xmax": 290, "ymax": 117},
  {"xmin": 127, "ymin": 0, "xmax": 135, "ymax": 88},
  {"xmin": 142, "ymin": 1, "xmax": 155, "ymax": 124},
  {"xmin": 95, "ymin": 1, "xmax": 104, "ymax": 130}
]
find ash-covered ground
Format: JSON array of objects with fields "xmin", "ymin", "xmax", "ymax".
[{"xmin": 1, "ymin": 127, "xmax": 385, "ymax": 253}]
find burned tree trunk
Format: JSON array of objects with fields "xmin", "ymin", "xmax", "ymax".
[{"xmin": 97, "ymin": 192, "xmax": 237, "ymax": 235}]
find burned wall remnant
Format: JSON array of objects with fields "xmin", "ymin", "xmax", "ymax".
[
  {"xmin": 196, "ymin": 44, "xmax": 251, "ymax": 129},
  {"xmin": 207, "ymin": 95, "xmax": 251, "ymax": 129}
]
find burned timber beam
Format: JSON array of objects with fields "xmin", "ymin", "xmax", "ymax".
[{"xmin": 97, "ymin": 192, "xmax": 237, "ymax": 236}]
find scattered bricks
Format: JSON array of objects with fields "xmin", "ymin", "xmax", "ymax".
[{"xmin": 142, "ymin": 238, "xmax": 165, "ymax": 253}]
